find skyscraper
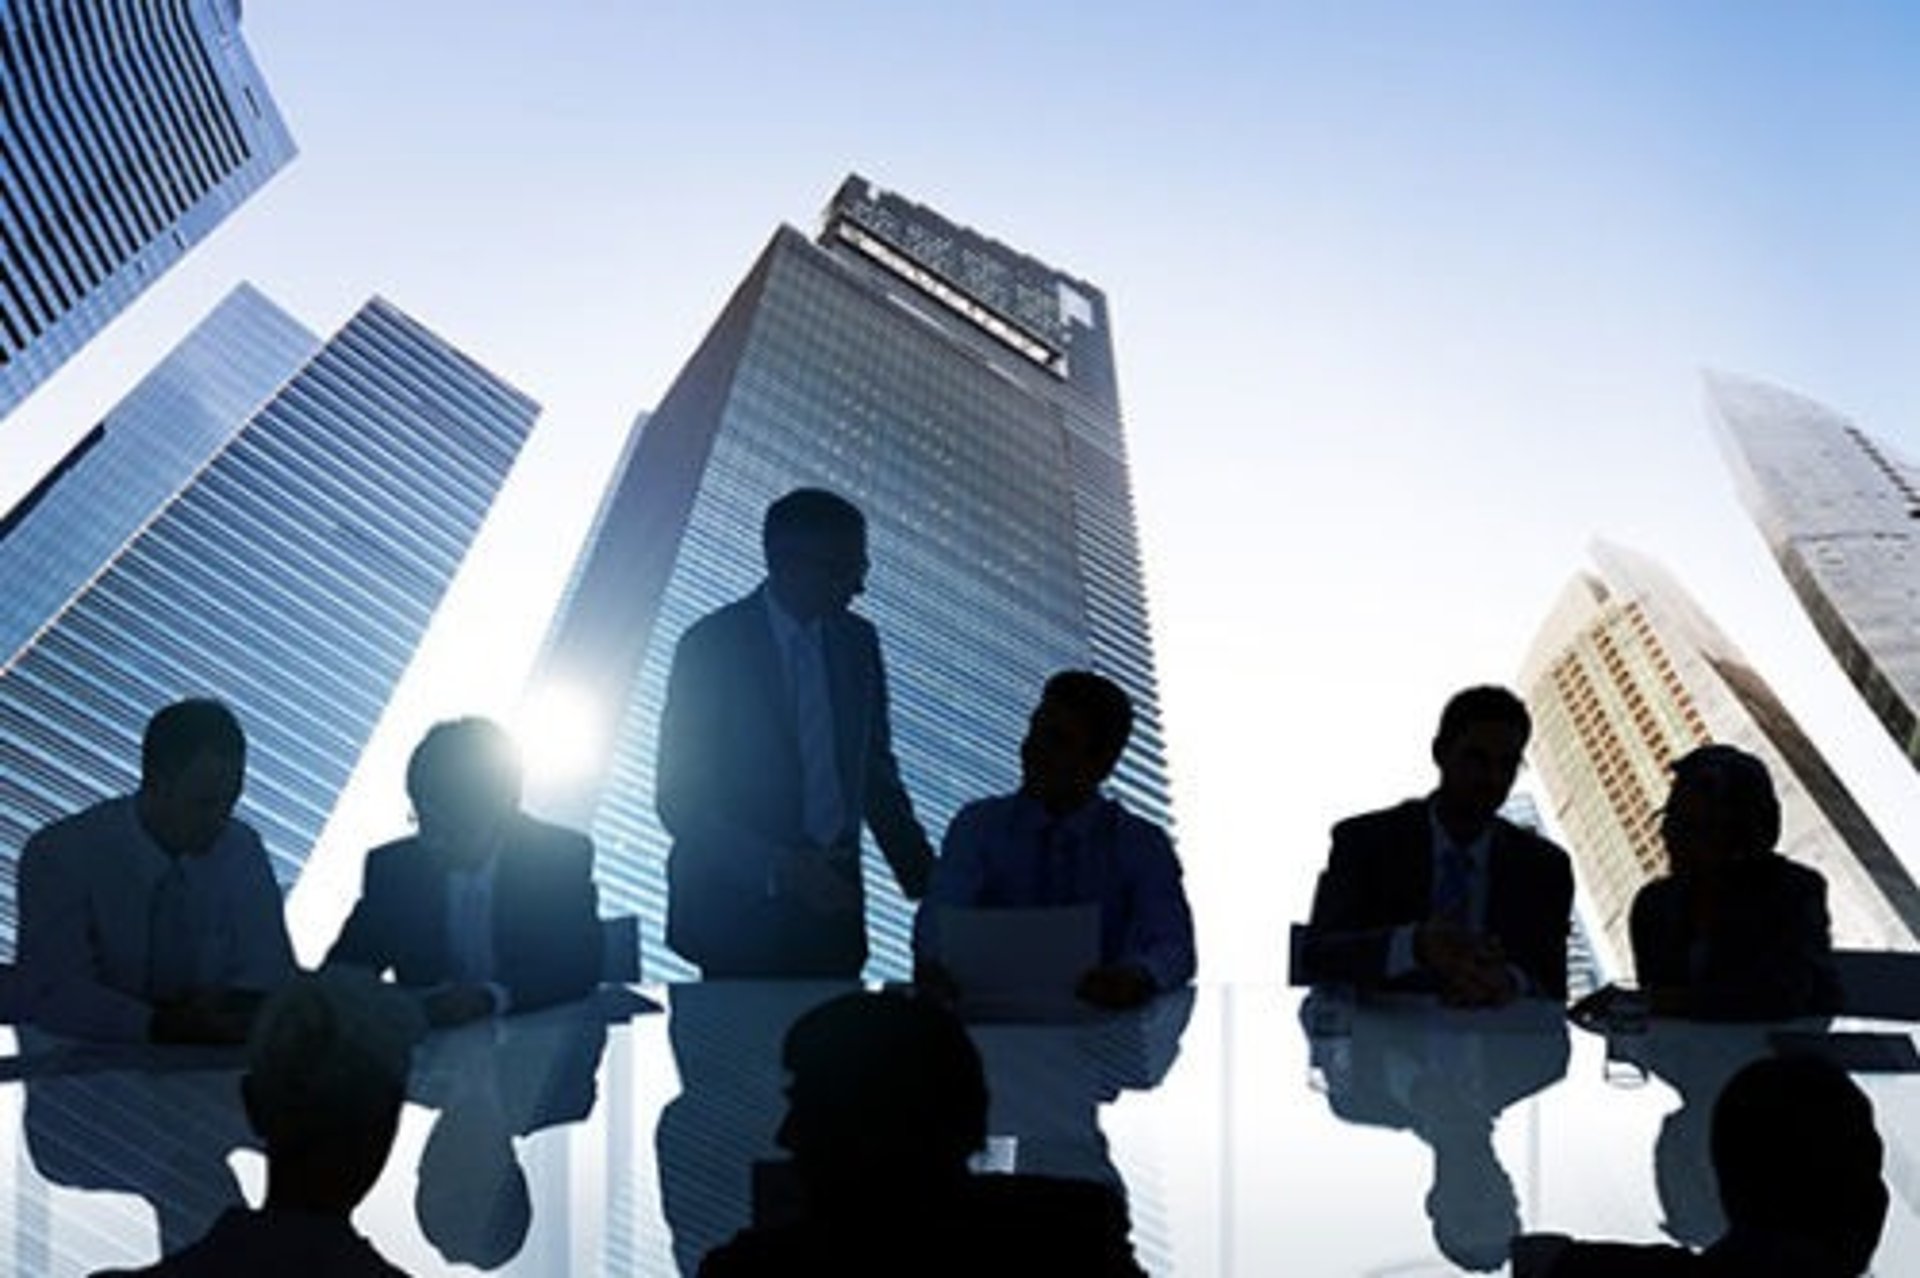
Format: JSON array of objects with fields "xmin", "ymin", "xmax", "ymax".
[
  {"xmin": 0, "ymin": 0, "xmax": 293, "ymax": 419},
  {"xmin": 1707, "ymin": 370, "xmax": 1920, "ymax": 769},
  {"xmin": 1520, "ymin": 540, "xmax": 1920, "ymax": 974},
  {"xmin": 0, "ymin": 286, "xmax": 539, "ymax": 953},
  {"xmin": 529, "ymin": 175, "xmax": 1173, "ymax": 982}
]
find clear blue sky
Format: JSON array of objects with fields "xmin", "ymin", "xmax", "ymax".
[{"xmin": 4, "ymin": 2, "xmax": 1919, "ymax": 977}]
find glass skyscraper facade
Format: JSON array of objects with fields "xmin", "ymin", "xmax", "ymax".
[
  {"xmin": 1707, "ymin": 371, "xmax": 1920, "ymax": 769},
  {"xmin": 0, "ymin": 0, "xmax": 293, "ymax": 420},
  {"xmin": 0, "ymin": 287, "xmax": 539, "ymax": 953},
  {"xmin": 1520, "ymin": 540, "xmax": 1920, "ymax": 975},
  {"xmin": 530, "ymin": 175, "xmax": 1173, "ymax": 984}
]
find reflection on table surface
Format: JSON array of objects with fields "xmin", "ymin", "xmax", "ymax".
[{"xmin": 2, "ymin": 984, "xmax": 1919, "ymax": 1275}]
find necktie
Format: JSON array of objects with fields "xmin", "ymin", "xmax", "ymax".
[
  {"xmin": 148, "ymin": 859, "xmax": 196, "ymax": 1002},
  {"xmin": 1433, "ymin": 846, "xmax": 1474, "ymax": 928},
  {"xmin": 791, "ymin": 628, "xmax": 844, "ymax": 847}
]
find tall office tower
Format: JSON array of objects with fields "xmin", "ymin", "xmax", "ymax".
[
  {"xmin": 0, "ymin": 0, "xmax": 293, "ymax": 419},
  {"xmin": 1707, "ymin": 371, "xmax": 1920, "ymax": 768},
  {"xmin": 0, "ymin": 288, "xmax": 538, "ymax": 953},
  {"xmin": 531, "ymin": 175, "xmax": 1173, "ymax": 982},
  {"xmin": 1520, "ymin": 540, "xmax": 1920, "ymax": 974}
]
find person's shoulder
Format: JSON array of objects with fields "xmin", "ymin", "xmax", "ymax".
[
  {"xmin": 508, "ymin": 813, "xmax": 594, "ymax": 861},
  {"xmin": 32, "ymin": 794, "xmax": 132, "ymax": 840},
  {"xmin": 963, "ymin": 1175, "xmax": 1141, "ymax": 1271},
  {"xmin": 358, "ymin": 834, "xmax": 425, "ymax": 880},
  {"xmin": 1757, "ymin": 852, "xmax": 1827, "ymax": 894},
  {"xmin": 1330, "ymin": 799, "xmax": 1426, "ymax": 845},
  {"xmin": 1492, "ymin": 815, "xmax": 1572, "ymax": 870},
  {"xmin": 678, "ymin": 591, "xmax": 761, "ymax": 646}
]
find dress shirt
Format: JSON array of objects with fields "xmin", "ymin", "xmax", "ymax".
[
  {"xmin": 763, "ymin": 590, "xmax": 845, "ymax": 848},
  {"xmin": 16, "ymin": 796, "xmax": 295, "ymax": 1041},
  {"xmin": 443, "ymin": 854, "xmax": 513, "ymax": 1014},
  {"xmin": 1384, "ymin": 805, "xmax": 1534, "ymax": 996},
  {"xmin": 914, "ymin": 792, "xmax": 1197, "ymax": 992}
]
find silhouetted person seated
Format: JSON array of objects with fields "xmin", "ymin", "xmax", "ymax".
[
  {"xmin": 1628, "ymin": 744, "xmax": 1839, "ymax": 1020},
  {"xmin": 95, "ymin": 970, "xmax": 424, "ymax": 1277},
  {"xmin": 326, "ymin": 718, "xmax": 601, "ymax": 1028},
  {"xmin": 1514, "ymin": 1052, "xmax": 1887, "ymax": 1277},
  {"xmin": 913, "ymin": 671, "xmax": 1196, "ymax": 1011},
  {"xmin": 1302, "ymin": 686, "xmax": 1573, "ymax": 1005},
  {"xmin": 18, "ymin": 698, "xmax": 296, "ymax": 1043},
  {"xmin": 699, "ymin": 990, "xmax": 1145, "ymax": 1276}
]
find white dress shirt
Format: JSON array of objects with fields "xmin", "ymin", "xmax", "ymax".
[{"xmin": 16, "ymin": 796, "xmax": 296, "ymax": 1041}]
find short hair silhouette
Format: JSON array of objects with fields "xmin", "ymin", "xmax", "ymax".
[
  {"xmin": 1433, "ymin": 685, "xmax": 1531, "ymax": 755},
  {"xmin": 1670, "ymin": 743, "xmax": 1781, "ymax": 856},
  {"xmin": 1710, "ymin": 1052, "xmax": 1886, "ymax": 1271},
  {"xmin": 405, "ymin": 717, "xmax": 523, "ymax": 811},
  {"xmin": 779, "ymin": 990, "xmax": 987, "ymax": 1199},
  {"xmin": 243, "ymin": 970, "xmax": 422, "ymax": 1204},
  {"xmin": 762, "ymin": 488, "xmax": 865, "ymax": 563},
  {"xmin": 1042, "ymin": 670, "xmax": 1134, "ymax": 779},
  {"xmin": 141, "ymin": 698, "xmax": 244, "ymax": 785}
]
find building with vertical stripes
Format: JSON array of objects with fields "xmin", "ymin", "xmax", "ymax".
[
  {"xmin": 528, "ymin": 175, "xmax": 1175, "ymax": 987},
  {"xmin": 0, "ymin": 285, "xmax": 538, "ymax": 956},
  {"xmin": 1707, "ymin": 370, "xmax": 1920, "ymax": 769},
  {"xmin": 0, "ymin": 0, "xmax": 292, "ymax": 419},
  {"xmin": 1519, "ymin": 539, "xmax": 1920, "ymax": 975}
]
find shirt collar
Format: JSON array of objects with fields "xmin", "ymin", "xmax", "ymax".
[
  {"xmin": 1014, "ymin": 790, "xmax": 1106, "ymax": 840},
  {"xmin": 763, "ymin": 583, "xmax": 817, "ymax": 647},
  {"xmin": 1426, "ymin": 796, "xmax": 1494, "ymax": 868}
]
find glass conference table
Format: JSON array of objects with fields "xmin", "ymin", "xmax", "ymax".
[{"xmin": 3, "ymin": 983, "xmax": 1919, "ymax": 1276}]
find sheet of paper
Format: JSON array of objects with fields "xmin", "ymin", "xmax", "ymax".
[{"xmin": 937, "ymin": 903, "xmax": 1100, "ymax": 1023}]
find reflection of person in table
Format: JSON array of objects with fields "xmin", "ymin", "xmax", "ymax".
[
  {"xmin": 913, "ymin": 671, "xmax": 1196, "ymax": 1011},
  {"xmin": 1516, "ymin": 1053, "xmax": 1887, "ymax": 1277},
  {"xmin": 1302, "ymin": 991, "xmax": 1570, "ymax": 1273},
  {"xmin": 1629, "ymin": 744, "xmax": 1840, "ymax": 1021},
  {"xmin": 970, "ymin": 986, "xmax": 1195, "ymax": 1190},
  {"xmin": 409, "ymin": 1000, "xmax": 610, "ymax": 1269}
]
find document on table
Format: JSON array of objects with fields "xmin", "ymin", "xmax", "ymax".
[{"xmin": 937, "ymin": 902, "xmax": 1100, "ymax": 1023}]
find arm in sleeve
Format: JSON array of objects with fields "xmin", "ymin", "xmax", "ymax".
[
  {"xmin": 1299, "ymin": 826, "xmax": 1395, "ymax": 986},
  {"xmin": 324, "ymin": 850, "xmax": 393, "ymax": 977},
  {"xmin": 859, "ymin": 635, "xmax": 933, "ymax": 901},
  {"xmin": 224, "ymin": 825, "xmax": 296, "ymax": 991},
  {"xmin": 1119, "ymin": 821, "xmax": 1197, "ymax": 991},
  {"xmin": 655, "ymin": 622, "xmax": 792, "ymax": 894},
  {"xmin": 913, "ymin": 804, "xmax": 992, "ymax": 964},
  {"xmin": 17, "ymin": 830, "xmax": 153, "ymax": 1042},
  {"xmin": 1692, "ymin": 869, "xmax": 1839, "ymax": 1020}
]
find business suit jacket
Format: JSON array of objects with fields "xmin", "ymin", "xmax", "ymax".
[
  {"xmin": 658, "ymin": 587, "xmax": 934, "ymax": 977},
  {"xmin": 1630, "ymin": 853, "xmax": 1840, "ymax": 1020},
  {"xmin": 326, "ymin": 813, "xmax": 600, "ymax": 1012},
  {"xmin": 1304, "ymin": 799, "xmax": 1574, "ymax": 999}
]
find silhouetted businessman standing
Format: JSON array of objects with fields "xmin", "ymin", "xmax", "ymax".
[
  {"xmin": 1304, "ymin": 685, "xmax": 1573, "ymax": 1004},
  {"xmin": 658, "ymin": 489, "xmax": 934, "ymax": 978}
]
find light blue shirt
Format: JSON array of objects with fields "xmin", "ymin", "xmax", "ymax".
[{"xmin": 915, "ymin": 792, "xmax": 1197, "ymax": 992}]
